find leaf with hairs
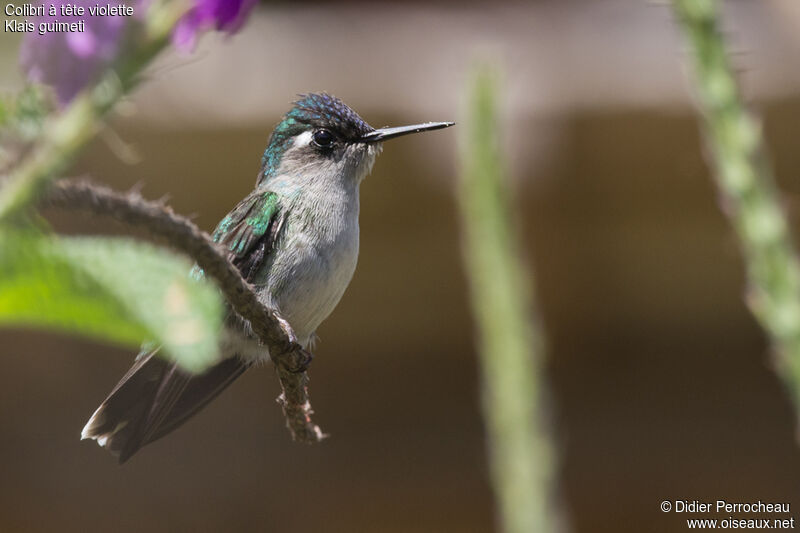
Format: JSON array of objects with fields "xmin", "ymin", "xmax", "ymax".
[{"xmin": 0, "ymin": 229, "xmax": 223, "ymax": 373}]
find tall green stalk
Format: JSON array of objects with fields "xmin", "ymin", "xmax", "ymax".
[
  {"xmin": 674, "ymin": 0, "xmax": 800, "ymax": 408},
  {"xmin": 458, "ymin": 67, "xmax": 556, "ymax": 533}
]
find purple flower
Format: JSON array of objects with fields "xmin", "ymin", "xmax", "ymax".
[
  {"xmin": 19, "ymin": 1, "xmax": 136, "ymax": 106},
  {"xmin": 19, "ymin": 0, "xmax": 257, "ymax": 106},
  {"xmin": 172, "ymin": 0, "xmax": 258, "ymax": 51}
]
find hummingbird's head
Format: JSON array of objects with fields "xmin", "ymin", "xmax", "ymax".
[{"xmin": 257, "ymin": 93, "xmax": 454, "ymax": 188}]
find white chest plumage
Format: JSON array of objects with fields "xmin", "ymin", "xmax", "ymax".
[
  {"xmin": 266, "ymin": 185, "xmax": 360, "ymax": 347},
  {"xmin": 267, "ymin": 191, "xmax": 358, "ymax": 345}
]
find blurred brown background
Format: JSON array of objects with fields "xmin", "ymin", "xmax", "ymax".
[{"xmin": 3, "ymin": 0, "xmax": 800, "ymax": 531}]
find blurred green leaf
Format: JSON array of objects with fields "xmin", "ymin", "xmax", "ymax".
[
  {"xmin": 0, "ymin": 97, "xmax": 8, "ymax": 127},
  {"xmin": 0, "ymin": 229, "xmax": 223, "ymax": 373},
  {"xmin": 0, "ymin": 86, "xmax": 52, "ymax": 172},
  {"xmin": 0, "ymin": 86, "xmax": 50, "ymax": 139}
]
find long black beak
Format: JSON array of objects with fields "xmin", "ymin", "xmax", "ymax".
[{"xmin": 359, "ymin": 121, "xmax": 455, "ymax": 143}]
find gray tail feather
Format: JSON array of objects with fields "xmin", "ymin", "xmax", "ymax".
[{"xmin": 81, "ymin": 352, "xmax": 249, "ymax": 463}]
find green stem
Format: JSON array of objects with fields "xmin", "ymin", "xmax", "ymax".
[
  {"xmin": 458, "ymin": 67, "xmax": 556, "ymax": 533},
  {"xmin": 0, "ymin": 0, "xmax": 187, "ymax": 223},
  {"xmin": 673, "ymin": 0, "xmax": 800, "ymax": 409}
]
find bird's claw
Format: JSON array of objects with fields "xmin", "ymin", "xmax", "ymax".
[
  {"xmin": 294, "ymin": 348, "xmax": 314, "ymax": 373},
  {"xmin": 275, "ymin": 313, "xmax": 298, "ymax": 345},
  {"xmin": 272, "ymin": 312, "xmax": 313, "ymax": 372}
]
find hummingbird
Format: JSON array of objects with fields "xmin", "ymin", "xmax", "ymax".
[{"xmin": 81, "ymin": 93, "xmax": 454, "ymax": 462}]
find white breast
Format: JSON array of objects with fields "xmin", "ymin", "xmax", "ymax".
[{"xmin": 265, "ymin": 183, "xmax": 360, "ymax": 347}]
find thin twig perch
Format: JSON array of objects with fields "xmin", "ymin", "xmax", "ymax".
[{"xmin": 42, "ymin": 179, "xmax": 325, "ymax": 443}]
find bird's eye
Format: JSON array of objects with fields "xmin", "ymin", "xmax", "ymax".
[{"xmin": 312, "ymin": 129, "xmax": 334, "ymax": 148}]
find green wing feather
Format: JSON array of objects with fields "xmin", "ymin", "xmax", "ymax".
[{"xmin": 210, "ymin": 191, "xmax": 284, "ymax": 282}]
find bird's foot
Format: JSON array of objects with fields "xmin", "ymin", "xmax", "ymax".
[
  {"xmin": 271, "ymin": 312, "xmax": 313, "ymax": 372},
  {"xmin": 291, "ymin": 348, "xmax": 313, "ymax": 373},
  {"xmin": 274, "ymin": 313, "xmax": 299, "ymax": 345}
]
